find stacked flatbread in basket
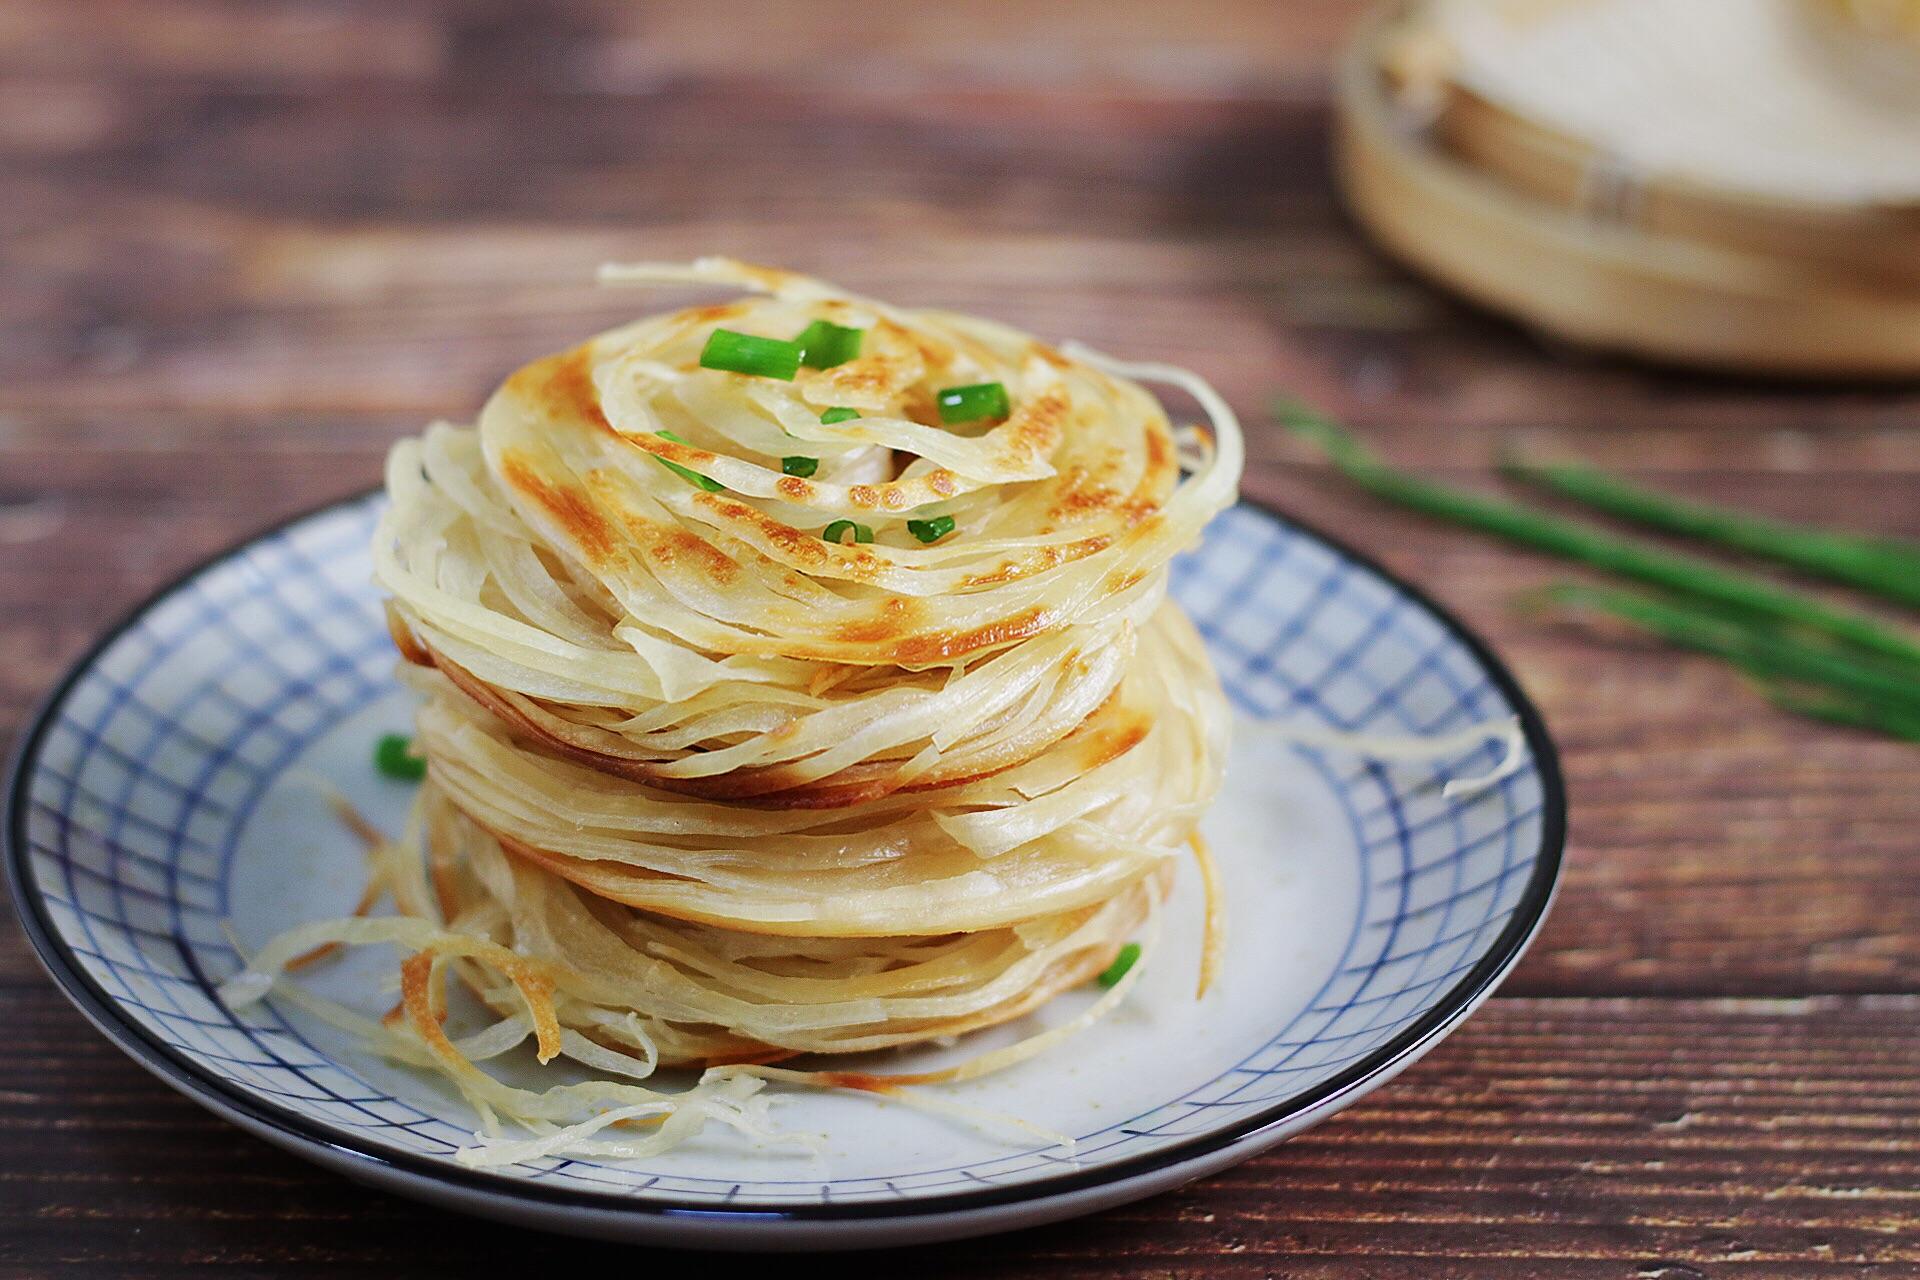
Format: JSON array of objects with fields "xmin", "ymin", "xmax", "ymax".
[{"xmin": 1340, "ymin": 0, "xmax": 1920, "ymax": 376}]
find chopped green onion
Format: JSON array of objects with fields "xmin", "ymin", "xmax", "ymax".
[
  {"xmin": 651, "ymin": 430, "xmax": 724, "ymax": 492},
  {"xmin": 1502, "ymin": 452, "xmax": 1920, "ymax": 608},
  {"xmin": 374, "ymin": 733, "xmax": 426, "ymax": 781},
  {"xmin": 819, "ymin": 407, "xmax": 861, "ymax": 425},
  {"xmin": 822, "ymin": 520, "xmax": 873, "ymax": 545},
  {"xmin": 937, "ymin": 382, "xmax": 1011, "ymax": 425},
  {"xmin": 907, "ymin": 515, "xmax": 955, "ymax": 543},
  {"xmin": 782, "ymin": 456, "xmax": 819, "ymax": 478},
  {"xmin": 1277, "ymin": 401, "xmax": 1920, "ymax": 670},
  {"xmin": 794, "ymin": 320, "xmax": 865, "ymax": 370},
  {"xmin": 699, "ymin": 328, "xmax": 801, "ymax": 380},
  {"xmin": 1097, "ymin": 942, "xmax": 1141, "ymax": 987}
]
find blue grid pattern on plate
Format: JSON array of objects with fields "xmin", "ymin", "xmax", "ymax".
[{"xmin": 18, "ymin": 498, "xmax": 1547, "ymax": 1205}]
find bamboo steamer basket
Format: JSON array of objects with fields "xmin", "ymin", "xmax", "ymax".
[
  {"xmin": 1815, "ymin": 0, "xmax": 1920, "ymax": 52},
  {"xmin": 1336, "ymin": 0, "xmax": 1920, "ymax": 377}
]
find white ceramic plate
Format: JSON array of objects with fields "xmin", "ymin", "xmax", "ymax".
[{"xmin": 5, "ymin": 493, "xmax": 1563, "ymax": 1250}]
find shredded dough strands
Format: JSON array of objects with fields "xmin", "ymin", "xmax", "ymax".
[{"xmin": 223, "ymin": 259, "xmax": 1244, "ymax": 1165}]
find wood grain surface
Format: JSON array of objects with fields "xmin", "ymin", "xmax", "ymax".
[{"xmin": 1, "ymin": 1, "xmax": 1916, "ymax": 1274}]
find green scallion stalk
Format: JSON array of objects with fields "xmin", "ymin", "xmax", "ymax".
[
  {"xmin": 781, "ymin": 456, "xmax": 819, "ymax": 478},
  {"xmin": 1502, "ymin": 452, "xmax": 1920, "ymax": 608},
  {"xmin": 1754, "ymin": 678, "xmax": 1920, "ymax": 743},
  {"xmin": 374, "ymin": 733, "xmax": 426, "ymax": 781},
  {"xmin": 794, "ymin": 320, "xmax": 865, "ymax": 370},
  {"xmin": 699, "ymin": 328, "xmax": 801, "ymax": 380},
  {"xmin": 652, "ymin": 431, "xmax": 724, "ymax": 492},
  {"xmin": 1541, "ymin": 582, "xmax": 1920, "ymax": 716},
  {"xmin": 1277, "ymin": 402, "xmax": 1920, "ymax": 669},
  {"xmin": 906, "ymin": 515, "xmax": 955, "ymax": 543},
  {"xmin": 822, "ymin": 520, "xmax": 873, "ymax": 545},
  {"xmin": 937, "ymin": 382, "xmax": 1011, "ymax": 425},
  {"xmin": 1097, "ymin": 942, "xmax": 1141, "ymax": 988},
  {"xmin": 819, "ymin": 407, "xmax": 861, "ymax": 425}
]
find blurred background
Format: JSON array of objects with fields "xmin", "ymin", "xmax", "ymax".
[{"xmin": 1, "ymin": 0, "xmax": 1916, "ymax": 1273}]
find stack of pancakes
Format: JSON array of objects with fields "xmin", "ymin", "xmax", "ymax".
[{"xmin": 372, "ymin": 260, "xmax": 1241, "ymax": 1070}]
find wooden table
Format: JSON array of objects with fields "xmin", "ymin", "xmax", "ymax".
[{"xmin": 3, "ymin": 2, "xmax": 1916, "ymax": 1274}]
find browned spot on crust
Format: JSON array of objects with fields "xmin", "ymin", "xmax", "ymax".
[
  {"xmin": 776, "ymin": 475, "xmax": 813, "ymax": 501},
  {"xmin": 1121, "ymin": 422, "xmax": 1180, "ymax": 521},
  {"xmin": 599, "ymin": 498, "xmax": 741, "ymax": 587},
  {"xmin": 956, "ymin": 535, "xmax": 1111, "ymax": 590},
  {"xmin": 1072, "ymin": 707, "xmax": 1152, "ymax": 773},
  {"xmin": 506, "ymin": 345, "xmax": 609, "ymax": 431},
  {"xmin": 1048, "ymin": 456, "xmax": 1127, "ymax": 523},
  {"xmin": 831, "ymin": 595, "xmax": 922, "ymax": 645},
  {"xmin": 1145, "ymin": 420, "xmax": 1173, "ymax": 471},
  {"xmin": 627, "ymin": 433, "xmax": 720, "ymax": 471},
  {"xmin": 798, "ymin": 317, "xmax": 926, "ymax": 405},
  {"xmin": 847, "ymin": 485, "xmax": 880, "ymax": 509},
  {"xmin": 656, "ymin": 528, "xmax": 741, "ymax": 583},
  {"xmin": 384, "ymin": 601, "xmax": 432, "ymax": 666},
  {"xmin": 500, "ymin": 451, "xmax": 616, "ymax": 563},
  {"xmin": 697, "ymin": 493, "xmax": 830, "ymax": 569},
  {"xmin": 1105, "ymin": 568, "xmax": 1146, "ymax": 595},
  {"xmin": 812, "ymin": 354, "xmax": 903, "ymax": 401},
  {"xmin": 685, "ymin": 302, "xmax": 744, "ymax": 325},
  {"xmin": 887, "ymin": 605, "xmax": 1050, "ymax": 665},
  {"xmin": 957, "ymin": 561, "xmax": 1018, "ymax": 590},
  {"xmin": 927, "ymin": 468, "xmax": 958, "ymax": 497},
  {"xmin": 999, "ymin": 387, "xmax": 1069, "ymax": 466},
  {"xmin": 810, "ymin": 1071, "xmax": 906, "ymax": 1093}
]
